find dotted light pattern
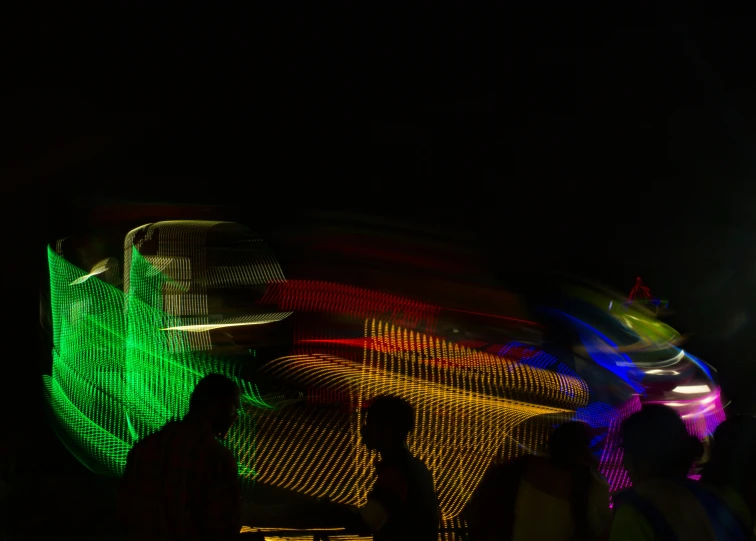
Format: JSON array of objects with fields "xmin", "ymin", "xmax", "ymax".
[
  {"xmin": 125, "ymin": 221, "xmax": 286, "ymax": 351},
  {"xmin": 597, "ymin": 393, "xmax": 725, "ymax": 494},
  {"xmin": 289, "ymin": 340, "xmax": 588, "ymax": 412},
  {"xmin": 682, "ymin": 396, "xmax": 726, "ymax": 441},
  {"xmin": 253, "ymin": 319, "xmax": 587, "ymax": 520},
  {"xmin": 44, "ymin": 220, "xmax": 727, "ymax": 531},
  {"xmin": 598, "ymin": 396, "xmax": 642, "ymax": 493},
  {"xmin": 491, "ymin": 342, "xmax": 579, "ymax": 379},
  {"xmin": 360, "ymin": 319, "xmax": 587, "ymax": 517},
  {"xmin": 573, "ymin": 402, "xmax": 619, "ymax": 429},
  {"xmin": 44, "ymin": 245, "xmax": 271, "ymax": 476}
]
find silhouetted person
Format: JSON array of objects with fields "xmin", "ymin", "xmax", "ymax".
[
  {"xmin": 466, "ymin": 421, "xmax": 611, "ymax": 541},
  {"xmin": 701, "ymin": 415, "xmax": 756, "ymax": 536},
  {"xmin": 317, "ymin": 395, "xmax": 439, "ymax": 540},
  {"xmin": 610, "ymin": 404, "xmax": 751, "ymax": 541},
  {"xmin": 118, "ymin": 374, "xmax": 243, "ymax": 540}
]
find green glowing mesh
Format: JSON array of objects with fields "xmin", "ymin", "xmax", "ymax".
[{"xmin": 44, "ymin": 245, "xmax": 270, "ymax": 477}]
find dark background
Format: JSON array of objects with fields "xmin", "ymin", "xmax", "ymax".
[{"xmin": 3, "ymin": 4, "xmax": 756, "ymax": 530}]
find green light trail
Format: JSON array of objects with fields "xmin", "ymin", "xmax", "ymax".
[{"xmin": 44, "ymin": 245, "xmax": 270, "ymax": 477}]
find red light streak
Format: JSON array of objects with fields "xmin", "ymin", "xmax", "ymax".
[{"xmin": 443, "ymin": 307, "xmax": 541, "ymax": 327}]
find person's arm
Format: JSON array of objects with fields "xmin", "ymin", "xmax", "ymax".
[
  {"xmin": 357, "ymin": 497, "xmax": 391, "ymax": 533},
  {"xmin": 306, "ymin": 467, "xmax": 407, "ymax": 535},
  {"xmin": 358, "ymin": 465, "xmax": 408, "ymax": 534}
]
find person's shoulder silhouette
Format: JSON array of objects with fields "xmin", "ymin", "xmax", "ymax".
[
  {"xmin": 118, "ymin": 374, "xmax": 242, "ymax": 540},
  {"xmin": 356, "ymin": 395, "xmax": 439, "ymax": 541}
]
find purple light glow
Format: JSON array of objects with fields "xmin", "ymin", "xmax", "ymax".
[
  {"xmin": 598, "ymin": 396, "xmax": 641, "ymax": 492},
  {"xmin": 598, "ymin": 392, "xmax": 725, "ymax": 493},
  {"xmin": 648, "ymin": 390, "xmax": 726, "ymax": 440}
]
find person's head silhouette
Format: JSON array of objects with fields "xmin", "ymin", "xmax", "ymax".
[
  {"xmin": 186, "ymin": 374, "xmax": 241, "ymax": 439},
  {"xmin": 361, "ymin": 395, "xmax": 414, "ymax": 455},
  {"xmin": 548, "ymin": 421, "xmax": 595, "ymax": 468},
  {"xmin": 620, "ymin": 404, "xmax": 703, "ymax": 483}
]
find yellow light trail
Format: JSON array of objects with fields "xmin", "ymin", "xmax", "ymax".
[{"xmin": 246, "ymin": 319, "xmax": 587, "ymax": 520}]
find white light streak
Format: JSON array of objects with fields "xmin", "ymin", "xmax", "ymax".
[
  {"xmin": 162, "ymin": 312, "xmax": 293, "ymax": 332},
  {"xmin": 672, "ymin": 385, "xmax": 710, "ymax": 394}
]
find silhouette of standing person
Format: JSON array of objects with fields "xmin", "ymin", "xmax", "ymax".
[
  {"xmin": 317, "ymin": 395, "xmax": 439, "ymax": 541},
  {"xmin": 466, "ymin": 421, "xmax": 611, "ymax": 541},
  {"xmin": 700, "ymin": 415, "xmax": 756, "ymax": 537},
  {"xmin": 118, "ymin": 373, "xmax": 243, "ymax": 540},
  {"xmin": 610, "ymin": 404, "xmax": 751, "ymax": 541}
]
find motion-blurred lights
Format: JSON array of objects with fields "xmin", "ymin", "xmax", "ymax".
[
  {"xmin": 682, "ymin": 404, "xmax": 715, "ymax": 419},
  {"xmin": 662, "ymin": 391, "xmax": 717, "ymax": 407},
  {"xmin": 68, "ymin": 259, "xmax": 111, "ymax": 285},
  {"xmin": 672, "ymin": 384, "xmax": 711, "ymax": 394}
]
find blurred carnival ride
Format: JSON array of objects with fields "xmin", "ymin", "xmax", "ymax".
[{"xmin": 40, "ymin": 219, "xmax": 725, "ymax": 537}]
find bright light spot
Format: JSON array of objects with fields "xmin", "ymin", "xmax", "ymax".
[
  {"xmin": 69, "ymin": 259, "xmax": 110, "ymax": 285},
  {"xmin": 700, "ymin": 394, "xmax": 717, "ymax": 405},
  {"xmin": 672, "ymin": 385, "xmax": 710, "ymax": 394},
  {"xmin": 162, "ymin": 312, "xmax": 293, "ymax": 332},
  {"xmin": 682, "ymin": 404, "xmax": 715, "ymax": 419}
]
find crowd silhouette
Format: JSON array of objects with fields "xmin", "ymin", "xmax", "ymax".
[
  {"xmin": 117, "ymin": 377, "xmax": 439, "ymax": 541},
  {"xmin": 2, "ymin": 375, "xmax": 755, "ymax": 539},
  {"xmin": 466, "ymin": 404, "xmax": 756, "ymax": 541}
]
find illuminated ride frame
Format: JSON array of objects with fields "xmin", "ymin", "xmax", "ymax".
[{"xmin": 42, "ymin": 220, "xmax": 725, "ymax": 535}]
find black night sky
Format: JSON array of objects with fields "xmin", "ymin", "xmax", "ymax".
[{"xmin": 5, "ymin": 2, "xmax": 756, "ymax": 495}]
